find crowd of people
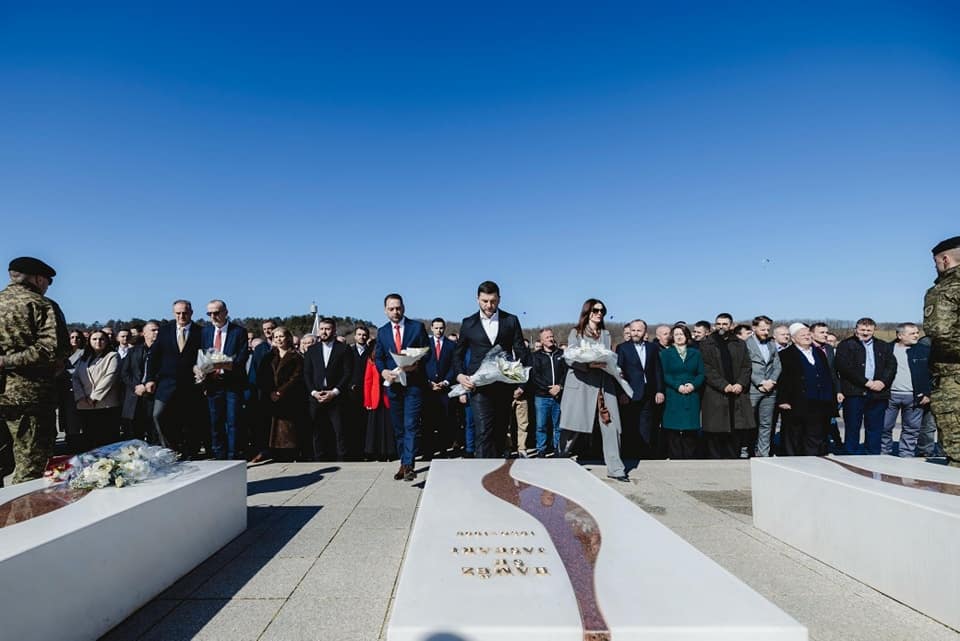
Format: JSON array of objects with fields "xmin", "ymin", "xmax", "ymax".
[{"xmin": 2, "ymin": 236, "xmax": 960, "ymax": 487}]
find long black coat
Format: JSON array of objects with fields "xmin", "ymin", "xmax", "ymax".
[
  {"xmin": 699, "ymin": 334, "xmax": 755, "ymax": 433},
  {"xmin": 776, "ymin": 345, "xmax": 838, "ymax": 418}
]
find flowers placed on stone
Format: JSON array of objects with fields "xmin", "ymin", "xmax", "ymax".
[{"xmin": 50, "ymin": 440, "xmax": 181, "ymax": 490}]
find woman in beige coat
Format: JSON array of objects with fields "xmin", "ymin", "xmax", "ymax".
[
  {"xmin": 558, "ymin": 299, "xmax": 627, "ymax": 481},
  {"xmin": 72, "ymin": 329, "xmax": 122, "ymax": 448}
]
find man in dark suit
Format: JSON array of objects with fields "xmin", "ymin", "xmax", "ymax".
[
  {"xmin": 374, "ymin": 294, "xmax": 429, "ymax": 480},
  {"xmin": 145, "ymin": 300, "xmax": 204, "ymax": 458},
  {"xmin": 120, "ymin": 320, "xmax": 159, "ymax": 442},
  {"xmin": 454, "ymin": 281, "xmax": 529, "ymax": 459},
  {"xmin": 811, "ymin": 322, "xmax": 844, "ymax": 454},
  {"xmin": 201, "ymin": 300, "xmax": 250, "ymax": 460},
  {"xmin": 346, "ymin": 325, "xmax": 371, "ymax": 457},
  {"xmin": 246, "ymin": 319, "xmax": 276, "ymax": 462},
  {"xmin": 835, "ymin": 317, "xmax": 897, "ymax": 455},
  {"xmin": 423, "ymin": 317, "xmax": 457, "ymax": 458},
  {"xmin": 776, "ymin": 323, "xmax": 838, "ymax": 456},
  {"xmin": 303, "ymin": 317, "xmax": 353, "ymax": 461},
  {"xmin": 616, "ymin": 319, "xmax": 665, "ymax": 459}
]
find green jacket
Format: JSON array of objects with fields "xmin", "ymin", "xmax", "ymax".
[
  {"xmin": 0, "ymin": 282, "xmax": 70, "ymax": 407},
  {"xmin": 924, "ymin": 264, "xmax": 960, "ymax": 369}
]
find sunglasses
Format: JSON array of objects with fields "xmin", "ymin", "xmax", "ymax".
[
  {"xmin": 206, "ymin": 310, "xmax": 225, "ymax": 317},
  {"xmin": 591, "ymin": 307, "xmax": 606, "ymax": 314}
]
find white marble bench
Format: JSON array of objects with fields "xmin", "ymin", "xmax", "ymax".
[
  {"xmin": 752, "ymin": 455, "xmax": 960, "ymax": 631},
  {"xmin": 0, "ymin": 461, "xmax": 247, "ymax": 641},
  {"xmin": 389, "ymin": 459, "xmax": 806, "ymax": 641}
]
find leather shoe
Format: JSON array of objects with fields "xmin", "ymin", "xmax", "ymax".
[
  {"xmin": 394, "ymin": 464, "xmax": 406, "ymax": 481},
  {"xmin": 607, "ymin": 474, "xmax": 630, "ymax": 483},
  {"xmin": 404, "ymin": 467, "xmax": 416, "ymax": 482}
]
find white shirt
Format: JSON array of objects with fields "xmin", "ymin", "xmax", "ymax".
[
  {"xmin": 633, "ymin": 341, "xmax": 647, "ymax": 369},
  {"xmin": 480, "ymin": 311, "xmax": 499, "ymax": 345},
  {"xmin": 799, "ymin": 346, "xmax": 816, "ymax": 365},
  {"xmin": 318, "ymin": 341, "xmax": 339, "ymax": 395},
  {"xmin": 117, "ymin": 345, "xmax": 131, "ymax": 359}
]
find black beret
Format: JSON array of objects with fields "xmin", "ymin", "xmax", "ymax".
[
  {"xmin": 8, "ymin": 256, "xmax": 56, "ymax": 278},
  {"xmin": 932, "ymin": 236, "xmax": 960, "ymax": 255}
]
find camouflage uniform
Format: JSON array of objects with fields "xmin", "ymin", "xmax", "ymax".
[
  {"xmin": 0, "ymin": 281, "xmax": 70, "ymax": 483},
  {"xmin": 923, "ymin": 263, "xmax": 960, "ymax": 465}
]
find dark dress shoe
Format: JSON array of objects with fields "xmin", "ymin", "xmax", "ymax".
[
  {"xmin": 404, "ymin": 467, "xmax": 416, "ymax": 482},
  {"xmin": 607, "ymin": 474, "xmax": 630, "ymax": 483},
  {"xmin": 394, "ymin": 465, "xmax": 406, "ymax": 480}
]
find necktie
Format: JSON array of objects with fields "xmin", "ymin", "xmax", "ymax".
[
  {"xmin": 177, "ymin": 327, "xmax": 186, "ymax": 352},
  {"xmin": 394, "ymin": 324, "xmax": 402, "ymax": 353},
  {"xmin": 436, "ymin": 338, "xmax": 442, "ymax": 360},
  {"xmin": 214, "ymin": 328, "xmax": 222, "ymax": 351}
]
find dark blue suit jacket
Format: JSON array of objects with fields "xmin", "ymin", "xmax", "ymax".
[
  {"xmin": 615, "ymin": 340, "xmax": 665, "ymax": 402},
  {"xmin": 146, "ymin": 322, "xmax": 202, "ymax": 403},
  {"xmin": 375, "ymin": 318, "xmax": 430, "ymax": 388},
  {"xmin": 424, "ymin": 336, "xmax": 457, "ymax": 385},
  {"xmin": 201, "ymin": 322, "xmax": 250, "ymax": 391}
]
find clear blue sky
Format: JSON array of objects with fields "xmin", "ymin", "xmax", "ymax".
[{"xmin": 2, "ymin": 2, "xmax": 958, "ymax": 328}]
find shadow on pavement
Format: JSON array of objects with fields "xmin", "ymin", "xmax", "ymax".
[{"xmin": 246, "ymin": 466, "xmax": 339, "ymax": 495}]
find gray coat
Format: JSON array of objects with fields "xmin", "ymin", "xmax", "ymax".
[
  {"xmin": 745, "ymin": 335, "xmax": 781, "ymax": 395},
  {"xmin": 558, "ymin": 329, "xmax": 622, "ymax": 435}
]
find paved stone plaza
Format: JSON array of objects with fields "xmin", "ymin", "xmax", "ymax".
[{"xmin": 7, "ymin": 458, "xmax": 955, "ymax": 641}]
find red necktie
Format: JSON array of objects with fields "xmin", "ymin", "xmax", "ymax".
[
  {"xmin": 394, "ymin": 324, "xmax": 402, "ymax": 353},
  {"xmin": 435, "ymin": 338, "xmax": 442, "ymax": 360},
  {"xmin": 214, "ymin": 328, "xmax": 222, "ymax": 351}
]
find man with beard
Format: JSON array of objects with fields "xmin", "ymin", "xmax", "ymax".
[
  {"xmin": 811, "ymin": 322, "xmax": 844, "ymax": 453},
  {"xmin": 699, "ymin": 313, "xmax": 755, "ymax": 458},
  {"xmin": 616, "ymin": 319, "xmax": 665, "ymax": 459},
  {"xmin": 745, "ymin": 315, "xmax": 781, "ymax": 457}
]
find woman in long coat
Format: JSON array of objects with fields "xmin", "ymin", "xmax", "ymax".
[
  {"xmin": 660, "ymin": 324, "xmax": 705, "ymax": 459},
  {"xmin": 72, "ymin": 329, "xmax": 122, "ymax": 448},
  {"xmin": 558, "ymin": 298, "xmax": 627, "ymax": 481},
  {"xmin": 260, "ymin": 327, "xmax": 306, "ymax": 461}
]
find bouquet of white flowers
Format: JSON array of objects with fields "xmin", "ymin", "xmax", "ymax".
[
  {"xmin": 563, "ymin": 342, "xmax": 634, "ymax": 397},
  {"xmin": 49, "ymin": 440, "xmax": 181, "ymax": 490},
  {"xmin": 386, "ymin": 347, "xmax": 431, "ymax": 387},
  {"xmin": 448, "ymin": 346, "xmax": 530, "ymax": 397},
  {"xmin": 194, "ymin": 348, "xmax": 234, "ymax": 383}
]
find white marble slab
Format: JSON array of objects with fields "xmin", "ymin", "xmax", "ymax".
[
  {"xmin": 752, "ymin": 455, "xmax": 960, "ymax": 631},
  {"xmin": 0, "ymin": 461, "xmax": 247, "ymax": 641},
  {"xmin": 389, "ymin": 459, "xmax": 806, "ymax": 641}
]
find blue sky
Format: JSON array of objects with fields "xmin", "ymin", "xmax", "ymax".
[{"xmin": 1, "ymin": 2, "xmax": 958, "ymax": 328}]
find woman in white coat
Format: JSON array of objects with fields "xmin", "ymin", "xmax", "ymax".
[
  {"xmin": 558, "ymin": 299, "xmax": 628, "ymax": 481},
  {"xmin": 72, "ymin": 329, "xmax": 122, "ymax": 448}
]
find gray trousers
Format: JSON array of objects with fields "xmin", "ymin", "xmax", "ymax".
[
  {"xmin": 751, "ymin": 392, "xmax": 777, "ymax": 457},
  {"xmin": 882, "ymin": 391, "xmax": 923, "ymax": 457}
]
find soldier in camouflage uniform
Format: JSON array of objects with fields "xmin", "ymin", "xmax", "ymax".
[
  {"xmin": 0, "ymin": 257, "xmax": 70, "ymax": 485},
  {"xmin": 924, "ymin": 236, "xmax": 960, "ymax": 466}
]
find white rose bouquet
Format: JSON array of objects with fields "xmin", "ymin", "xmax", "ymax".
[
  {"xmin": 563, "ymin": 342, "xmax": 634, "ymax": 397},
  {"xmin": 448, "ymin": 346, "xmax": 530, "ymax": 397},
  {"xmin": 194, "ymin": 348, "xmax": 234, "ymax": 383},
  {"xmin": 50, "ymin": 440, "xmax": 181, "ymax": 490},
  {"xmin": 386, "ymin": 347, "xmax": 431, "ymax": 387}
]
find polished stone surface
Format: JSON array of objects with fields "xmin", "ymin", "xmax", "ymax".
[
  {"xmin": 752, "ymin": 455, "xmax": 960, "ymax": 631},
  {"xmin": 79, "ymin": 459, "xmax": 960, "ymax": 641},
  {"xmin": 390, "ymin": 459, "xmax": 805, "ymax": 641}
]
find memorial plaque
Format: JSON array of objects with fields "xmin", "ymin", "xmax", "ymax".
[
  {"xmin": 389, "ymin": 459, "xmax": 806, "ymax": 641},
  {"xmin": 753, "ymin": 455, "xmax": 960, "ymax": 631}
]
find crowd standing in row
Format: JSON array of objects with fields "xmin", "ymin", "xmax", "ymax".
[{"xmin": 2, "ymin": 235, "xmax": 959, "ymax": 486}]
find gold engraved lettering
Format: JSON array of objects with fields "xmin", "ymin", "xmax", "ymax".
[
  {"xmin": 538, "ymin": 547, "xmax": 546, "ymax": 553},
  {"xmin": 495, "ymin": 547, "xmax": 507, "ymax": 554},
  {"xmin": 508, "ymin": 547, "xmax": 521, "ymax": 555},
  {"xmin": 516, "ymin": 567, "xmax": 528, "ymax": 575},
  {"xmin": 513, "ymin": 559, "xmax": 526, "ymax": 568},
  {"xmin": 522, "ymin": 547, "xmax": 533, "ymax": 554},
  {"xmin": 478, "ymin": 547, "xmax": 489, "ymax": 554},
  {"xmin": 452, "ymin": 548, "xmax": 459, "ymax": 555},
  {"xmin": 462, "ymin": 567, "xmax": 474, "ymax": 576},
  {"xmin": 478, "ymin": 568, "xmax": 491, "ymax": 579},
  {"xmin": 494, "ymin": 559, "xmax": 509, "ymax": 568},
  {"xmin": 463, "ymin": 547, "xmax": 475, "ymax": 555},
  {"xmin": 535, "ymin": 567, "xmax": 549, "ymax": 575},
  {"xmin": 495, "ymin": 567, "xmax": 513, "ymax": 576}
]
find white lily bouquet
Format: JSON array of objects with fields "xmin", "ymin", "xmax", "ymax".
[
  {"xmin": 194, "ymin": 348, "xmax": 234, "ymax": 383},
  {"xmin": 387, "ymin": 346, "xmax": 431, "ymax": 386},
  {"xmin": 563, "ymin": 341, "xmax": 634, "ymax": 397},
  {"xmin": 448, "ymin": 346, "xmax": 531, "ymax": 397},
  {"xmin": 50, "ymin": 440, "xmax": 181, "ymax": 490}
]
